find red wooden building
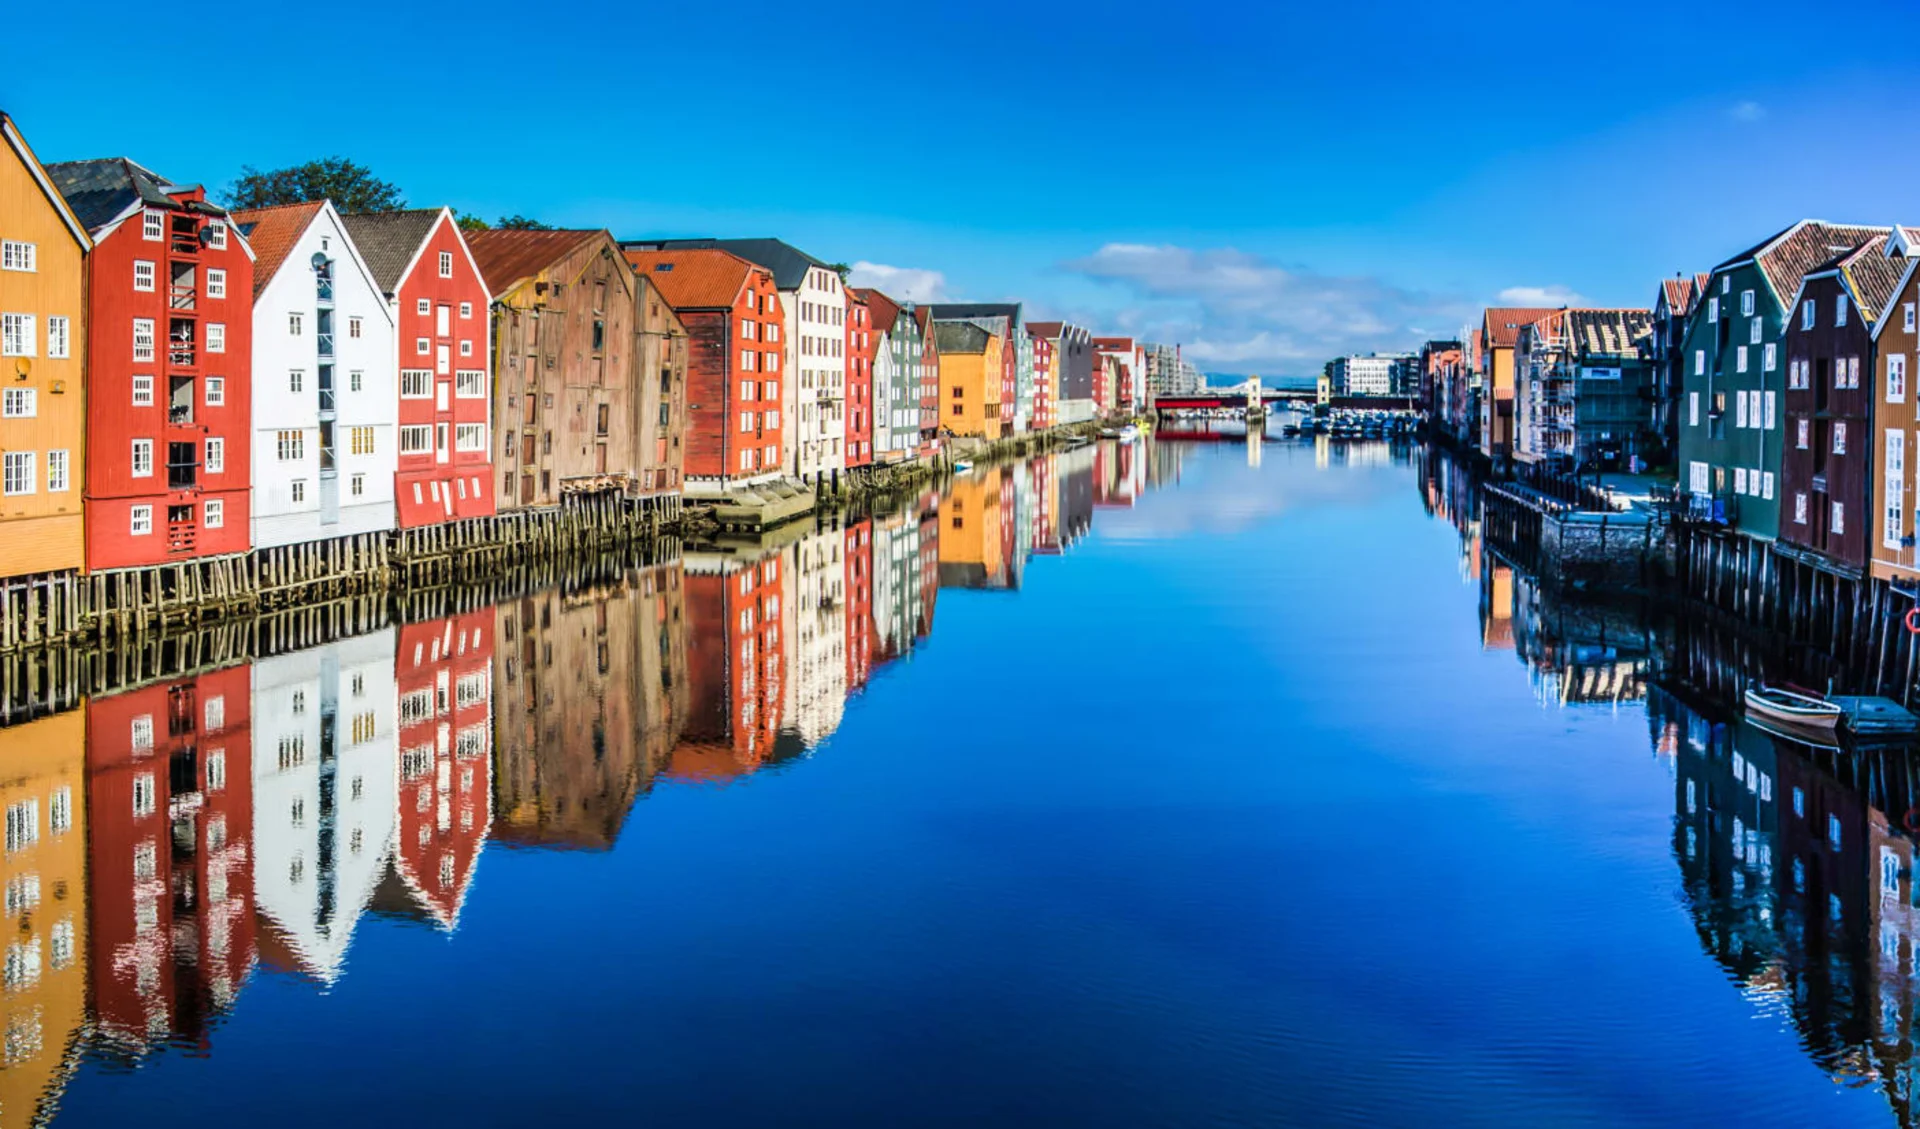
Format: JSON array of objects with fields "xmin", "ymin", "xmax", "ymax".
[
  {"xmin": 47, "ymin": 160, "xmax": 254, "ymax": 569},
  {"xmin": 87, "ymin": 665, "xmax": 255, "ymax": 1056},
  {"xmin": 390, "ymin": 611, "xmax": 494, "ymax": 929},
  {"xmin": 340, "ymin": 209, "xmax": 494, "ymax": 527},
  {"xmin": 625, "ymin": 249, "xmax": 785, "ymax": 492},
  {"xmin": 1030, "ymin": 331, "xmax": 1055, "ymax": 431},
  {"xmin": 846, "ymin": 291, "xmax": 874, "ymax": 468}
]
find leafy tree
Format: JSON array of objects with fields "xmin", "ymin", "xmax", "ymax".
[
  {"xmin": 495, "ymin": 214, "xmax": 552, "ymax": 230},
  {"xmin": 830, "ymin": 262, "xmax": 851, "ymax": 281},
  {"xmin": 455, "ymin": 212, "xmax": 490, "ymax": 232},
  {"xmin": 227, "ymin": 157, "xmax": 405, "ymax": 213}
]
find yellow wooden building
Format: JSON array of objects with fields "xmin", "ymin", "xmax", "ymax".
[
  {"xmin": 0, "ymin": 709, "xmax": 90, "ymax": 1126},
  {"xmin": 0, "ymin": 114, "xmax": 90, "ymax": 582},
  {"xmin": 932, "ymin": 321, "xmax": 1005, "ymax": 439}
]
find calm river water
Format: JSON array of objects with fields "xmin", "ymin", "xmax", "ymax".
[{"xmin": 5, "ymin": 429, "xmax": 1918, "ymax": 1127}]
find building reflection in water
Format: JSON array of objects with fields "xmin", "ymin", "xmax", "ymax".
[
  {"xmin": 675, "ymin": 545, "xmax": 789, "ymax": 781},
  {"xmin": 493, "ymin": 563, "xmax": 688, "ymax": 850}
]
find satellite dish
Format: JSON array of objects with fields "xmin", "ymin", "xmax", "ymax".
[
  {"xmin": 13, "ymin": 357, "xmax": 29, "ymax": 379},
  {"xmin": 311, "ymin": 251, "xmax": 328, "ymax": 269}
]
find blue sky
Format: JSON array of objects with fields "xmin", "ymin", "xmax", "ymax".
[{"xmin": 13, "ymin": 0, "xmax": 1920, "ymax": 377}]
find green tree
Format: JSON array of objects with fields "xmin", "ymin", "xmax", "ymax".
[
  {"xmin": 226, "ymin": 157, "xmax": 405, "ymax": 213},
  {"xmin": 495, "ymin": 214, "xmax": 552, "ymax": 230},
  {"xmin": 455, "ymin": 212, "xmax": 490, "ymax": 232}
]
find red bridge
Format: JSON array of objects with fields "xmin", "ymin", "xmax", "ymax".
[{"xmin": 1154, "ymin": 391, "xmax": 1419, "ymax": 412}]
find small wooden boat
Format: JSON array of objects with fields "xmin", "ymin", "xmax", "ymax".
[
  {"xmin": 951, "ymin": 459, "xmax": 974, "ymax": 473},
  {"xmin": 1744, "ymin": 684, "xmax": 1843, "ymax": 732}
]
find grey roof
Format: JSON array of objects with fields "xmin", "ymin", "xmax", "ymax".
[
  {"xmin": 340, "ymin": 210, "xmax": 444, "ymax": 294},
  {"xmin": 934, "ymin": 321, "xmax": 992, "ymax": 354},
  {"xmin": 45, "ymin": 158, "xmax": 185, "ymax": 233},
  {"xmin": 929, "ymin": 302, "xmax": 1023, "ymax": 327},
  {"xmin": 621, "ymin": 237, "xmax": 828, "ymax": 290}
]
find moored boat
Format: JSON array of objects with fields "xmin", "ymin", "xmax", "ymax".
[{"xmin": 1743, "ymin": 684, "xmax": 1843, "ymax": 732}]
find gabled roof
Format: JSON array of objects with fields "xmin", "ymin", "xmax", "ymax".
[
  {"xmin": 232, "ymin": 201, "xmax": 324, "ymax": 298},
  {"xmin": 934, "ymin": 321, "xmax": 992, "ymax": 354},
  {"xmin": 622, "ymin": 237, "xmax": 828, "ymax": 290},
  {"xmin": 1792, "ymin": 234, "xmax": 1904, "ymax": 325},
  {"xmin": 1659, "ymin": 276, "xmax": 1698, "ymax": 317},
  {"xmin": 854, "ymin": 287, "xmax": 902, "ymax": 333},
  {"xmin": 1481, "ymin": 307, "xmax": 1560, "ymax": 348},
  {"xmin": 44, "ymin": 156, "xmax": 183, "ymax": 233},
  {"xmin": 624, "ymin": 247, "xmax": 760, "ymax": 311},
  {"xmin": 339, "ymin": 209, "xmax": 447, "ymax": 294},
  {"xmin": 1026, "ymin": 320, "xmax": 1063, "ymax": 337},
  {"xmin": 1, "ymin": 114, "xmax": 89, "ymax": 252},
  {"xmin": 929, "ymin": 302, "xmax": 1023, "ymax": 325},
  {"xmin": 1718, "ymin": 220, "xmax": 1891, "ymax": 306},
  {"xmin": 1523, "ymin": 309, "xmax": 1653, "ymax": 358},
  {"xmin": 466, "ymin": 228, "xmax": 603, "ymax": 295}
]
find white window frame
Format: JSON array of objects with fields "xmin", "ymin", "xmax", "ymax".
[
  {"xmin": 204, "ymin": 499, "xmax": 223, "ymax": 529},
  {"xmin": 454, "ymin": 369, "xmax": 485, "ymax": 398},
  {"xmin": 2, "ymin": 388, "xmax": 35, "ymax": 418},
  {"xmin": 438, "ymin": 251, "xmax": 454, "ymax": 278},
  {"xmin": 131, "ymin": 439, "xmax": 153, "ymax": 478},
  {"xmin": 46, "ymin": 316, "xmax": 68, "ymax": 359},
  {"xmin": 131, "ymin": 375, "xmax": 153, "ymax": 406},
  {"xmin": 205, "ymin": 376, "xmax": 225, "ymax": 406},
  {"xmin": 454, "ymin": 422, "xmax": 486, "ymax": 452},
  {"xmin": 206, "ymin": 323, "xmax": 225, "ymax": 354},
  {"xmin": 2, "ymin": 452, "xmax": 33, "ymax": 496},
  {"xmin": 206, "ymin": 221, "xmax": 227, "ymax": 250},
  {"xmin": 205, "ymin": 437, "xmax": 224, "ymax": 474},
  {"xmin": 206, "ymin": 268, "xmax": 226, "ymax": 299},
  {"xmin": 0, "ymin": 241, "xmax": 36, "ymax": 272},
  {"xmin": 142, "ymin": 210, "xmax": 163, "ymax": 240},
  {"xmin": 46, "ymin": 449, "xmax": 68, "ymax": 493},
  {"xmin": 1888, "ymin": 431, "xmax": 1906, "ymax": 549},
  {"xmin": 401, "ymin": 370, "xmax": 433, "ymax": 398},
  {"xmin": 133, "ymin": 259, "xmax": 155, "ymax": 292},
  {"xmin": 2, "ymin": 313, "xmax": 36, "ymax": 357},
  {"xmin": 130, "ymin": 504, "xmax": 152, "ymax": 535}
]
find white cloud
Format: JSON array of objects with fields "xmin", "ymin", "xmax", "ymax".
[
  {"xmin": 846, "ymin": 261, "xmax": 948, "ymax": 303},
  {"xmin": 1061, "ymin": 243, "xmax": 1471, "ymax": 377},
  {"xmin": 1730, "ymin": 101, "xmax": 1766, "ymax": 123},
  {"xmin": 1495, "ymin": 284, "xmax": 1585, "ymax": 307}
]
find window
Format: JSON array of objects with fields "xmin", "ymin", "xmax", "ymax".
[
  {"xmin": 1741, "ymin": 289, "xmax": 1754, "ymax": 316},
  {"xmin": 205, "ymin": 376, "xmax": 224, "ymax": 405},
  {"xmin": 46, "ymin": 316, "xmax": 68, "ymax": 359},
  {"xmin": 206, "ymin": 221, "xmax": 226, "ymax": 250},
  {"xmin": 416, "ymin": 337, "xmax": 430, "ymax": 355},
  {"xmin": 1797, "ymin": 418, "xmax": 1810, "ymax": 449},
  {"xmin": 455, "ymin": 423, "xmax": 485, "ymax": 451},
  {"xmin": 1, "ymin": 313, "xmax": 34, "ymax": 357},
  {"xmin": 1892, "ymin": 354, "xmax": 1908, "ymax": 402},
  {"xmin": 455, "ymin": 370, "xmax": 484, "ymax": 398},
  {"xmin": 765, "ymin": 409, "xmax": 779, "ymax": 429},
  {"xmin": 4, "ymin": 801, "xmax": 35, "ymax": 853},
  {"xmin": 1802, "ymin": 299, "xmax": 1816, "ymax": 330},
  {"xmin": 741, "ymin": 349, "xmax": 756, "ymax": 371},
  {"xmin": 0, "ymin": 241, "xmax": 35, "ymax": 272},
  {"xmin": 46, "ymin": 450, "xmax": 67, "ymax": 493},
  {"xmin": 1837, "ymin": 294, "xmax": 1850, "ymax": 327},
  {"xmin": 142, "ymin": 210, "xmax": 163, "ymax": 240},
  {"xmin": 1735, "ymin": 467, "xmax": 1748, "ymax": 494},
  {"xmin": 1763, "ymin": 471, "xmax": 1774, "ymax": 500},
  {"xmin": 1795, "ymin": 491, "xmax": 1809, "ymax": 524},
  {"xmin": 350, "ymin": 370, "xmax": 363, "ymax": 392},
  {"xmin": 276, "ymin": 429, "xmax": 305, "ymax": 460},
  {"xmin": 1693, "ymin": 349, "xmax": 1704, "ymax": 377},
  {"xmin": 1688, "ymin": 391, "xmax": 1699, "ymax": 426},
  {"xmin": 1735, "ymin": 390, "xmax": 1748, "ymax": 428},
  {"xmin": 2, "ymin": 452, "xmax": 32, "ymax": 496},
  {"xmin": 132, "ymin": 317, "xmax": 153, "ymax": 361},
  {"xmin": 459, "ymin": 301, "xmax": 472, "ymax": 319},
  {"xmin": 349, "ymin": 315, "xmax": 363, "ymax": 338},
  {"xmin": 401, "ymin": 369, "xmax": 432, "ymax": 398},
  {"xmin": 350, "ymin": 426, "xmax": 374, "ymax": 455},
  {"xmin": 739, "ymin": 448, "xmax": 752, "ymax": 472},
  {"xmin": 1688, "ymin": 461, "xmax": 1709, "ymax": 494},
  {"xmin": 131, "ymin": 375, "xmax": 153, "ymax": 406},
  {"xmin": 291, "ymin": 479, "xmax": 306, "ymax": 503},
  {"xmin": 1708, "ymin": 297, "xmax": 1718, "ymax": 322},
  {"xmin": 1763, "ymin": 390, "xmax": 1775, "ymax": 430},
  {"xmin": 1848, "ymin": 356, "xmax": 1861, "ymax": 390},
  {"xmin": 1763, "ymin": 342, "xmax": 1776, "ymax": 372},
  {"xmin": 400, "ymin": 425, "xmax": 433, "ymax": 453},
  {"xmin": 289, "ymin": 312, "xmax": 304, "ymax": 336},
  {"xmin": 740, "ymin": 411, "xmax": 753, "ymax": 433},
  {"xmin": 206, "ymin": 268, "xmax": 226, "ymax": 299},
  {"xmin": 289, "ymin": 369, "xmax": 304, "ymax": 393},
  {"xmin": 206, "ymin": 323, "xmax": 224, "ymax": 353},
  {"xmin": 48, "ymin": 789, "xmax": 69, "ymax": 836},
  {"xmin": 1736, "ymin": 345, "xmax": 1748, "ymax": 373},
  {"xmin": 1835, "ymin": 421, "xmax": 1847, "ymax": 454},
  {"xmin": 439, "ymin": 251, "xmax": 453, "ymax": 278},
  {"xmin": 351, "ymin": 472, "xmax": 365, "ymax": 496},
  {"xmin": 1888, "ymin": 432, "xmax": 1906, "ymax": 548},
  {"xmin": 1749, "ymin": 317, "xmax": 1762, "ymax": 345},
  {"xmin": 204, "ymin": 498, "xmax": 223, "ymax": 528},
  {"xmin": 1833, "ymin": 502, "xmax": 1846, "ymax": 534},
  {"xmin": 416, "ymin": 298, "xmax": 431, "ymax": 317},
  {"xmin": 131, "ymin": 439, "xmax": 152, "ymax": 477},
  {"xmin": 765, "ymin": 352, "xmax": 778, "ymax": 373},
  {"xmin": 2, "ymin": 388, "xmax": 35, "ymax": 418},
  {"xmin": 205, "ymin": 437, "xmax": 223, "ymax": 473},
  {"xmin": 130, "ymin": 504, "xmax": 152, "ymax": 535},
  {"xmin": 742, "ymin": 321, "xmax": 757, "ymax": 341},
  {"xmin": 763, "ymin": 380, "xmax": 778, "ymax": 400},
  {"xmin": 133, "ymin": 260, "xmax": 155, "ymax": 291},
  {"xmin": 459, "ymin": 339, "xmax": 472, "ymax": 357}
]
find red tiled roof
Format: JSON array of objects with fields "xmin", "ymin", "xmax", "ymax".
[
  {"xmin": 1026, "ymin": 320, "xmax": 1064, "ymax": 337},
  {"xmin": 1660, "ymin": 276, "xmax": 1697, "ymax": 316},
  {"xmin": 1482, "ymin": 307, "xmax": 1560, "ymax": 348},
  {"xmin": 1724, "ymin": 220, "xmax": 1891, "ymax": 305},
  {"xmin": 854, "ymin": 287, "xmax": 901, "ymax": 332},
  {"xmin": 1831, "ymin": 235, "xmax": 1904, "ymax": 321},
  {"xmin": 622, "ymin": 247, "xmax": 759, "ymax": 310},
  {"xmin": 232, "ymin": 201, "xmax": 324, "ymax": 297},
  {"xmin": 466, "ymin": 228, "xmax": 601, "ymax": 294}
]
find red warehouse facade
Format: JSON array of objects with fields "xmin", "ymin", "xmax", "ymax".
[
  {"xmin": 47, "ymin": 160, "xmax": 254, "ymax": 569},
  {"xmin": 846, "ymin": 291, "xmax": 873, "ymax": 468},
  {"xmin": 341, "ymin": 209, "xmax": 494, "ymax": 527}
]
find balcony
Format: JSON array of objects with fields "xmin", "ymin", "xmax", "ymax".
[
  {"xmin": 166, "ymin": 504, "xmax": 197, "ymax": 553},
  {"xmin": 168, "ymin": 320, "xmax": 197, "ymax": 368},
  {"xmin": 317, "ymin": 331, "xmax": 335, "ymax": 358},
  {"xmin": 169, "ymin": 217, "xmax": 202, "ymax": 259}
]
